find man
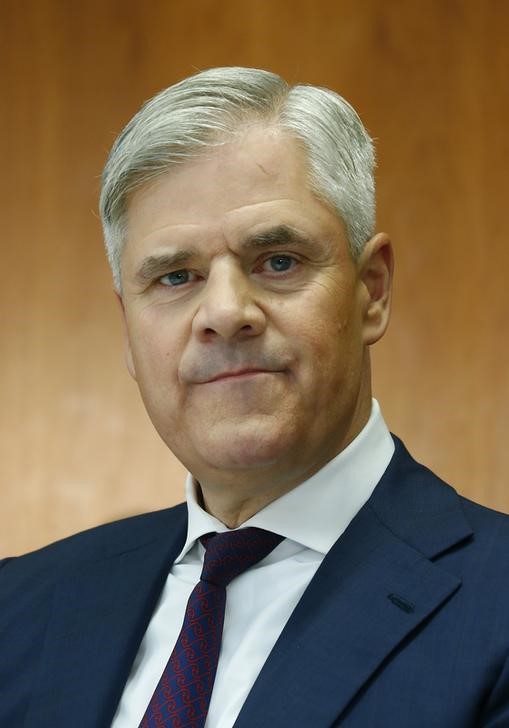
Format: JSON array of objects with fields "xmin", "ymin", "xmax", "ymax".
[{"xmin": 1, "ymin": 67, "xmax": 508, "ymax": 727}]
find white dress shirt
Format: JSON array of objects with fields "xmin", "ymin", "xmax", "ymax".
[{"xmin": 112, "ymin": 400, "xmax": 394, "ymax": 727}]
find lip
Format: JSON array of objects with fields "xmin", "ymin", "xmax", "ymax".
[{"xmin": 206, "ymin": 369, "xmax": 275, "ymax": 383}]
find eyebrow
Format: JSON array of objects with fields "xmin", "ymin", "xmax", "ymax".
[
  {"xmin": 242, "ymin": 224, "xmax": 315, "ymax": 250},
  {"xmin": 133, "ymin": 225, "xmax": 316, "ymax": 284},
  {"xmin": 134, "ymin": 249, "xmax": 198, "ymax": 285}
]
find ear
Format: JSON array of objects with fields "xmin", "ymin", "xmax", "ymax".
[
  {"xmin": 114, "ymin": 292, "xmax": 137, "ymax": 381},
  {"xmin": 357, "ymin": 233, "xmax": 394, "ymax": 346}
]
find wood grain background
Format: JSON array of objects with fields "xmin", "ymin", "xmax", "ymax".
[{"xmin": 1, "ymin": 0, "xmax": 507, "ymax": 555}]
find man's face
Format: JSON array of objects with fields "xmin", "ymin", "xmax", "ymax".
[{"xmin": 120, "ymin": 126, "xmax": 391, "ymax": 494}]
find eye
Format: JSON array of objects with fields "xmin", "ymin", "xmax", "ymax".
[
  {"xmin": 261, "ymin": 255, "xmax": 298, "ymax": 274},
  {"xmin": 159, "ymin": 269, "xmax": 196, "ymax": 287}
]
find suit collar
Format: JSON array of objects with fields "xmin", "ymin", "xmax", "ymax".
[
  {"xmin": 235, "ymin": 438, "xmax": 473, "ymax": 727},
  {"xmin": 369, "ymin": 435, "xmax": 473, "ymax": 559}
]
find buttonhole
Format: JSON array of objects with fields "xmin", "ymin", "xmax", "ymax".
[{"xmin": 388, "ymin": 593, "xmax": 415, "ymax": 614}]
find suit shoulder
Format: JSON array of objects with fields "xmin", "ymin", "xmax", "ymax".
[
  {"xmin": 375, "ymin": 436, "xmax": 509, "ymax": 560},
  {"xmin": 457, "ymin": 494, "xmax": 509, "ymax": 543},
  {"xmin": 0, "ymin": 503, "xmax": 188, "ymax": 585}
]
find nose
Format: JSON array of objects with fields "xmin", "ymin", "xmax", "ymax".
[{"xmin": 192, "ymin": 261, "xmax": 266, "ymax": 342}]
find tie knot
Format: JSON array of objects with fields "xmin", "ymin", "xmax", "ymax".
[{"xmin": 200, "ymin": 527, "xmax": 283, "ymax": 587}]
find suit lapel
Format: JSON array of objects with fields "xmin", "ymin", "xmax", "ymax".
[
  {"xmin": 24, "ymin": 509, "xmax": 187, "ymax": 728},
  {"xmin": 235, "ymin": 439, "xmax": 473, "ymax": 727}
]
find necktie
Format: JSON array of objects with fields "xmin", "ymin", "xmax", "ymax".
[{"xmin": 139, "ymin": 527, "xmax": 284, "ymax": 728}]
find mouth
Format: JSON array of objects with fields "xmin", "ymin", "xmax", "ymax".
[{"xmin": 206, "ymin": 368, "xmax": 276, "ymax": 383}]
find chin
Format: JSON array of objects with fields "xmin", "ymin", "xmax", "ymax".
[{"xmin": 190, "ymin": 422, "xmax": 301, "ymax": 473}]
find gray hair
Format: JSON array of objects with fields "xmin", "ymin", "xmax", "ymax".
[{"xmin": 99, "ymin": 66, "xmax": 375, "ymax": 291}]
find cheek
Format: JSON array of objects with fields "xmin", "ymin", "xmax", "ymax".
[
  {"xmin": 296, "ymin": 301, "xmax": 352, "ymax": 356},
  {"xmin": 296, "ymin": 308, "xmax": 362, "ymax": 389},
  {"xmin": 127, "ymin": 319, "xmax": 182, "ymax": 390}
]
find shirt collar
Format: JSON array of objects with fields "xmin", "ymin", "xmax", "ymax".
[{"xmin": 175, "ymin": 399, "xmax": 394, "ymax": 562}]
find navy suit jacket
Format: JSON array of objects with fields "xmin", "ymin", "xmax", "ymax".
[{"xmin": 1, "ymin": 437, "xmax": 509, "ymax": 727}]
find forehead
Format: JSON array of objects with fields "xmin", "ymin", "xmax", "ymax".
[{"xmin": 124, "ymin": 125, "xmax": 345, "ymax": 257}]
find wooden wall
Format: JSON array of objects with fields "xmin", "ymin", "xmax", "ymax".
[{"xmin": 1, "ymin": 0, "xmax": 507, "ymax": 555}]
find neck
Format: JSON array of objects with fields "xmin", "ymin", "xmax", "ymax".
[
  {"xmin": 197, "ymin": 484, "xmax": 287, "ymax": 528},
  {"xmin": 196, "ymin": 391, "xmax": 373, "ymax": 528}
]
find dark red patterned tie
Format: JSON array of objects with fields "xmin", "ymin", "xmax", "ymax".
[{"xmin": 139, "ymin": 527, "xmax": 284, "ymax": 728}]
